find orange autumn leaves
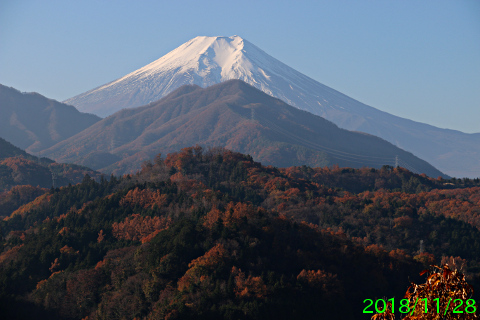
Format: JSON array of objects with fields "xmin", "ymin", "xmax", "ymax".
[
  {"xmin": 6, "ymin": 192, "xmax": 53, "ymax": 220},
  {"xmin": 232, "ymin": 266, "xmax": 267, "ymax": 299},
  {"xmin": 112, "ymin": 214, "xmax": 172, "ymax": 243},
  {"xmin": 372, "ymin": 264, "xmax": 478, "ymax": 320},
  {"xmin": 177, "ymin": 243, "xmax": 227, "ymax": 292},
  {"xmin": 202, "ymin": 202, "xmax": 264, "ymax": 229},
  {"xmin": 119, "ymin": 187, "xmax": 167, "ymax": 209},
  {"xmin": 177, "ymin": 243, "xmax": 269, "ymax": 299},
  {"xmin": 114, "ymin": 188, "xmax": 172, "ymax": 243},
  {"xmin": 177, "ymin": 245, "xmax": 340, "ymax": 301}
]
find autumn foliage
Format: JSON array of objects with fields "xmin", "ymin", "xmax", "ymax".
[
  {"xmin": 119, "ymin": 187, "xmax": 168, "ymax": 209},
  {"xmin": 177, "ymin": 243, "xmax": 227, "ymax": 292},
  {"xmin": 112, "ymin": 213, "xmax": 172, "ymax": 242},
  {"xmin": 1, "ymin": 146, "xmax": 480, "ymax": 320},
  {"xmin": 232, "ymin": 266, "xmax": 268, "ymax": 299},
  {"xmin": 372, "ymin": 264, "xmax": 478, "ymax": 320},
  {"xmin": 202, "ymin": 202, "xmax": 262, "ymax": 229}
]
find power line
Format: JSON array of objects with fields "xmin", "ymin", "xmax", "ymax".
[
  {"xmin": 397, "ymin": 158, "xmax": 421, "ymax": 174},
  {"xmin": 253, "ymin": 113, "xmax": 427, "ymax": 174},
  {"xmin": 256, "ymin": 114, "xmax": 395, "ymax": 165}
]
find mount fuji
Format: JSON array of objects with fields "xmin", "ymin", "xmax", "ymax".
[{"xmin": 65, "ymin": 36, "xmax": 480, "ymax": 178}]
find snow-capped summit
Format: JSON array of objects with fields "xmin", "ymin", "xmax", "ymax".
[
  {"xmin": 101, "ymin": 36, "xmax": 259, "ymax": 96},
  {"xmin": 64, "ymin": 35, "xmax": 355, "ymax": 119},
  {"xmin": 64, "ymin": 35, "xmax": 480, "ymax": 178}
]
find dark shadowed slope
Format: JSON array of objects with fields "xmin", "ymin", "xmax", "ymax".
[
  {"xmin": 44, "ymin": 80, "xmax": 446, "ymax": 178},
  {"xmin": 0, "ymin": 137, "xmax": 33, "ymax": 160},
  {"xmin": 0, "ymin": 84, "xmax": 101, "ymax": 153}
]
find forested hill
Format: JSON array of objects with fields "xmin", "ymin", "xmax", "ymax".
[
  {"xmin": 0, "ymin": 137, "xmax": 103, "ymax": 218},
  {"xmin": 0, "ymin": 147, "xmax": 479, "ymax": 319},
  {"xmin": 0, "ymin": 137, "xmax": 35, "ymax": 160},
  {"xmin": 0, "ymin": 137, "xmax": 102, "ymax": 194}
]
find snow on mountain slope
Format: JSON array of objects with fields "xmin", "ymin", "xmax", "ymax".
[
  {"xmin": 64, "ymin": 36, "xmax": 480, "ymax": 178},
  {"xmin": 65, "ymin": 36, "xmax": 368, "ymax": 120}
]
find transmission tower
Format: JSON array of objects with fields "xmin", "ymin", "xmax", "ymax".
[{"xmin": 51, "ymin": 172, "xmax": 57, "ymax": 188}]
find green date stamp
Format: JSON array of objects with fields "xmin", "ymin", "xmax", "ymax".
[{"xmin": 363, "ymin": 298, "xmax": 476, "ymax": 315}]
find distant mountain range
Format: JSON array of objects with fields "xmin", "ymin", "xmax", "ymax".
[
  {"xmin": 0, "ymin": 84, "xmax": 100, "ymax": 153},
  {"xmin": 64, "ymin": 36, "xmax": 479, "ymax": 178},
  {"xmin": 42, "ymin": 80, "xmax": 446, "ymax": 178}
]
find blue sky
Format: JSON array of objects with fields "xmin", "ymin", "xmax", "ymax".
[{"xmin": 1, "ymin": 0, "xmax": 479, "ymax": 132}]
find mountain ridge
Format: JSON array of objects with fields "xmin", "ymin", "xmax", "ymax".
[
  {"xmin": 0, "ymin": 84, "xmax": 101, "ymax": 153},
  {"xmin": 63, "ymin": 35, "xmax": 479, "ymax": 178},
  {"xmin": 45, "ymin": 80, "xmax": 447, "ymax": 178}
]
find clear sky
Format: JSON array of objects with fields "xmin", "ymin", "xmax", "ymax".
[{"xmin": 1, "ymin": 0, "xmax": 479, "ymax": 133}]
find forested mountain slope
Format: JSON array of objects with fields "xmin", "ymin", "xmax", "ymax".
[
  {"xmin": 44, "ymin": 80, "xmax": 447, "ymax": 179},
  {"xmin": 1, "ymin": 147, "xmax": 478, "ymax": 319},
  {"xmin": 0, "ymin": 137, "xmax": 102, "ymax": 192}
]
